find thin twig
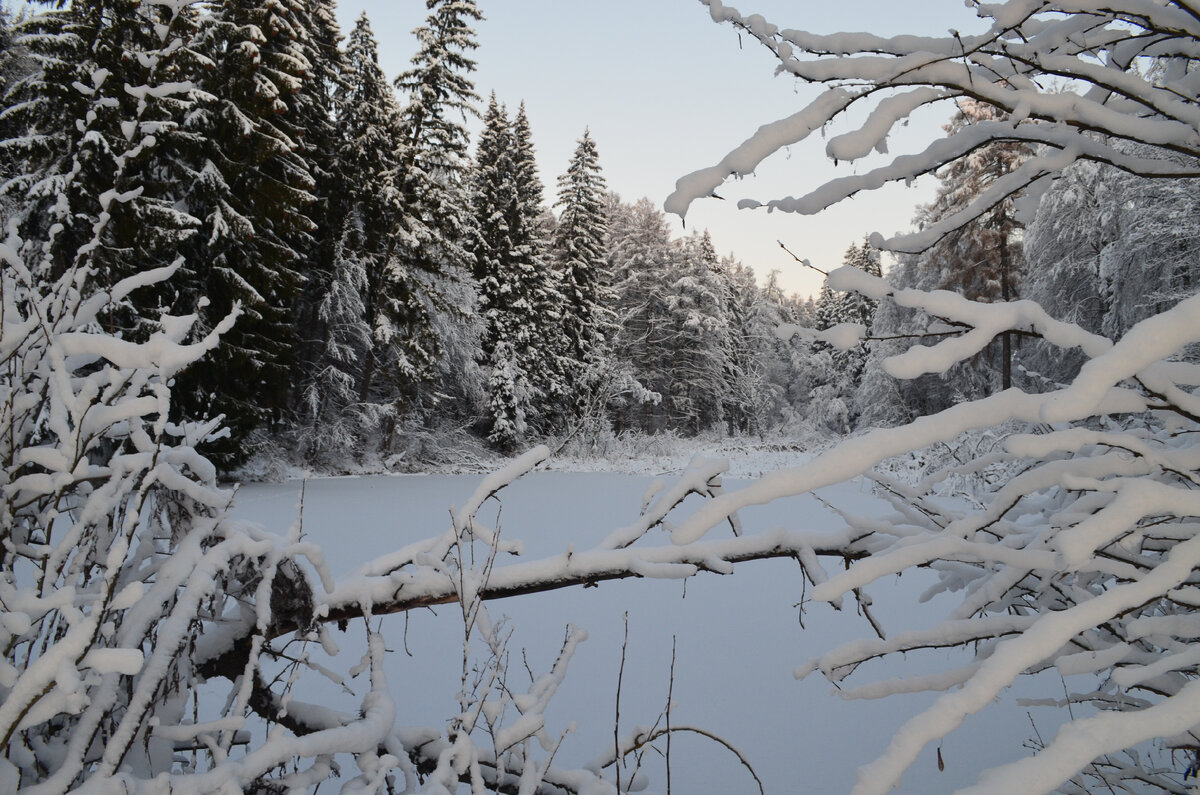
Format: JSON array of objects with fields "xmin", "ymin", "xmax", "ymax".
[
  {"xmin": 615, "ymin": 612, "xmax": 629, "ymax": 794},
  {"xmin": 667, "ymin": 636, "xmax": 676, "ymax": 795},
  {"xmin": 605, "ymin": 725, "xmax": 767, "ymax": 795},
  {"xmin": 778, "ymin": 240, "xmax": 829, "ymax": 276}
]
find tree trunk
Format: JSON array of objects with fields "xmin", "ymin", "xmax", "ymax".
[{"xmin": 999, "ymin": 224, "xmax": 1013, "ymax": 391}]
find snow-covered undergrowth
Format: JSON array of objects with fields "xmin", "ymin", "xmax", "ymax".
[
  {"xmin": 235, "ymin": 426, "xmax": 832, "ymax": 483},
  {"xmin": 545, "ymin": 428, "xmax": 830, "ymax": 479},
  {"xmin": 233, "ymin": 421, "xmax": 505, "ymax": 482}
]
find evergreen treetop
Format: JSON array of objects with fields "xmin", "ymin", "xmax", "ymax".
[
  {"xmin": 552, "ymin": 129, "xmax": 611, "ymax": 364},
  {"xmin": 395, "ymin": 0, "xmax": 483, "ymax": 176}
]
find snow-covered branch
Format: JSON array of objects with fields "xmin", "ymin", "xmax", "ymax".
[{"xmin": 667, "ymin": 0, "xmax": 1200, "ymax": 252}]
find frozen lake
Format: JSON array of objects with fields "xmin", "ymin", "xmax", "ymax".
[{"xmin": 231, "ymin": 468, "xmax": 1064, "ymax": 793}]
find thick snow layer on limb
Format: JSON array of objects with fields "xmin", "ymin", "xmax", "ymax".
[
  {"xmin": 777, "ymin": 320, "xmax": 867, "ymax": 351},
  {"xmin": 848, "ymin": 532, "xmax": 1200, "ymax": 794},
  {"xmin": 662, "ymin": 87, "xmax": 856, "ymax": 219},
  {"xmin": 667, "ymin": 0, "xmax": 1200, "ymax": 252},
  {"xmin": 956, "ymin": 679, "xmax": 1200, "ymax": 794}
]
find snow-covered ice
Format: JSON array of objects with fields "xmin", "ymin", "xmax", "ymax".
[{"xmin": 231, "ymin": 466, "xmax": 1070, "ymax": 793}]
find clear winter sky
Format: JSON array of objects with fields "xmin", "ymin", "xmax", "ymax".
[{"xmin": 338, "ymin": 0, "xmax": 986, "ymax": 298}]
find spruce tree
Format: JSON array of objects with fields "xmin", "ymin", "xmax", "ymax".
[
  {"xmin": 340, "ymin": 11, "xmax": 408, "ymax": 408},
  {"xmin": 832, "ymin": 240, "xmax": 882, "ymax": 382},
  {"xmin": 552, "ymin": 129, "xmax": 613, "ymax": 416},
  {"xmin": 284, "ymin": 0, "xmax": 347, "ymax": 395},
  {"xmin": 307, "ymin": 11, "xmax": 466, "ymax": 459},
  {"xmin": 468, "ymin": 97, "xmax": 567, "ymax": 447},
  {"xmin": 607, "ymin": 196, "xmax": 677, "ymax": 433},
  {"xmin": 469, "ymin": 95, "xmax": 529, "ymax": 449},
  {"xmin": 666, "ymin": 230, "xmax": 732, "ymax": 433},
  {"xmin": 813, "ymin": 280, "xmax": 840, "ymax": 332},
  {"xmin": 77, "ymin": 0, "xmax": 203, "ymax": 297},
  {"xmin": 395, "ymin": 0, "xmax": 482, "ymax": 177},
  {"xmin": 810, "ymin": 240, "xmax": 883, "ymax": 432},
  {"xmin": 1, "ymin": 2, "xmax": 203, "ymax": 309},
  {"xmin": 298, "ymin": 12, "xmax": 405, "ymax": 460},
  {"xmin": 390, "ymin": 0, "xmax": 482, "ymax": 422},
  {"xmin": 508, "ymin": 102, "xmax": 568, "ymax": 428},
  {"xmin": 1, "ymin": 5, "xmax": 116, "ymax": 273},
  {"xmin": 166, "ymin": 0, "xmax": 317, "ymax": 464},
  {"xmin": 720, "ymin": 256, "xmax": 778, "ymax": 435},
  {"xmin": 393, "ymin": 0, "xmax": 481, "ymax": 284},
  {"xmin": 0, "ymin": 4, "xmax": 30, "ymax": 210},
  {"xmin": 0, "ymin": 8, "xmax": 10, "ymax": 101}
]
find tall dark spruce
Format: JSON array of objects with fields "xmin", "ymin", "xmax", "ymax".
[
  {"xmin": 168, "ymin": 0, "xmax": 318, "ymax": 465},
  {"xmin": 287, "ymin": 0, "xmax": 348, "ymax": 399},
  {"xmin": 0, "ymin": 5, "xmax": 31, "ymax": 208},
  {"xmin": 508, "ymin": 102, "xmax": 568, "ymax": 430},
  {"xmin": 299, "ymin": 12, "xmax": 408, "ymax": 460},
  {"xmin": 389, "ymin": 0, "xmax": 483, "ymax": 424},
  {"xmin": 469, "ymin": 95, "xmax": 527, "ymax": 449},
  {"xmin": 0, "ymin": 7, "xmax": 89, "ymax": 262}
]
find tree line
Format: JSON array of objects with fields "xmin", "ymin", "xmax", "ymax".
[
  {"xmin": 804, "ymin": 98, "xmax": 1200, "ymax": 435},
  {"xmin": 0, "ymin": 0, "xmax": 871, "ymax": 473},
  {"xmin": 6, "ymin": 0, "xmax": 1190, "ymax": 476}
]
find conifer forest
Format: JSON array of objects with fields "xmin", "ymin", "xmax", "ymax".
[
  {"xmin": 3, "ymin": 0, "xmax": 1200, "ymax": 792},
  {"xmin": 0, "ymin": 0, "xmax": 848, "ymax": 474}
]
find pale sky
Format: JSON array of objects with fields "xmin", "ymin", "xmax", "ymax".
[{"xmin": 338, "ymin": 0, "xmax": 986, "ymax": 297}]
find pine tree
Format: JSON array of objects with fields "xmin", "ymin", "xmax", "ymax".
[
  {"xmin": 1019, "ymin": 140, "xmax": 1200, "ymax": 387},
  {"xmin": 552, "ymin": 129, "xmax": 613, "ymax": 416},
  {"xmin": 856, "ymin": 102, "xmax": 1032, "ymax": 424},
  {"xmin": 607, "ymin": 196, "xmax": 676, "ymax": 433},
  {"xmin": 909, "ymin": 99, "xmax": 1031, "ymax": 392}
]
